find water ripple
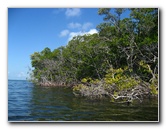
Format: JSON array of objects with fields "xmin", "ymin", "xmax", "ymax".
[{"xmin": 8, "ymin": 80, "xmax": 158, "ymax": 121}]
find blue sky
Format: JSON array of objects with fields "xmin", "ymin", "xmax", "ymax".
[
  {"xmin": 8, "ymin": 8, "xmax": 105, "ymax": 80},
  {"xmin": 8, "ymin": 8, "xmax": 130, "ymax": 80}
]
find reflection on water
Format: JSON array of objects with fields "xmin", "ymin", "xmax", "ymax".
[{"xmin": 8, "ymin": 80, "xmax": 158, "ymax": 121}]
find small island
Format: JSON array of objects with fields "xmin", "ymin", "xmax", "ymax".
[{"xmin": 28, "ymin": 8, "xmax": 158, "ymax": 104}]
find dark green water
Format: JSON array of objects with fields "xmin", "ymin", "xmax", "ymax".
[{"xmin": 8, "ymin": 80, "xmax": 158, "ymax": 121}]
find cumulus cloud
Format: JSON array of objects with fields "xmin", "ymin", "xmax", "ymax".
[
  {"xmin": 60, "ymin": 22, "xmax": 94, "ymax": 38},
  {"xmin": 68, "ymin": 29, "xmax": 98, "ymax": 41},
  {"xmin": 67, "ymin": 22, "xmax": 93, "ymax": 31},
  {"xmin": 68, "ymin": 32, "xmax": 82, "ymax": 41},
  {"xmin": 59, "ymin": 29, "xmax": 70, "ymax": 37},
  {"xmin": 82, "ymin": 22, "xmax": 93, "ymax": 31},
  {"xmin": 68, "ymin": 22, "xmax": 82, "ymax": 29},
  {"xmin": 59, "ymin": 20, "xmax": 97, "ymax": 42},
  {"xmin": 87, "ymin": 29, "xmax": 98, "ymax": 34},
  {"xmin": 65, "ymin": 8, "xmax": 81, "ymax": 17}
]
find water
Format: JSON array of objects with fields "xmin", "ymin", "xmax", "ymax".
[{"xmin": 8, "ymin": 80, "xmax": 158, "ymax": 122}]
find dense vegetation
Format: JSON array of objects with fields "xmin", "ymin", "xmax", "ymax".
[{"xmin": 28, "ymin": 8, "xmax": 158, "ymax": 103}]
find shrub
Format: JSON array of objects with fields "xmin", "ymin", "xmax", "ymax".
[{"xmin": 73, "ymin": 67, "xmax": 158, "ymax": 102}]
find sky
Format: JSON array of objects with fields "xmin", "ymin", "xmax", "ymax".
[{"xmin": 8, "ymin": 8, "xmax": 130, "ymax": 80}]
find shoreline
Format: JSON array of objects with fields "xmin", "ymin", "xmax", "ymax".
[{"xmin": 35, "ymin": 80, "xmax": 158, "ymax": 104}]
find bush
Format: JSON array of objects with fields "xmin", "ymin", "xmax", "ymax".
[{"xmin": 73, "ymin": 67, "xmax": 158, "ymax": 102}]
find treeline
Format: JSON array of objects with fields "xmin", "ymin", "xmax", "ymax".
[{"xmin": 29, "ymin": 8, "xmax": 158, "ymax": 102}]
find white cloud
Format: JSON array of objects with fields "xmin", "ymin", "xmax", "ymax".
[
  {"xmin": 59, "ymin": 21, "xmax": 97, "ymax": 42},
  {"xmin": 68, "ymin": 22, "xmax": 82, "ymax": 29},
  {"xmin": 65, "ymin": 8, "xmax": 81, "ymax": 17},
  {"xmin": 59, "ymin": 22, "xmax": 94, "ymax": 38},
  {"xmin": 87, "ymin": 29, "xmax": 98, "ymax": 34},
  {"xmin": 68, "ymin": 31, "xmax": 82, "ymax": 41},
  {"xmin": 59, "ymin": 29, "xmax": 70, "ymax": 37},
  {"xmin": 68, "ymin": 29, "xmax": 98, "ymax": 41},
  {"xmin": 82, "ymin": 22, "xmax": 93, "ymax": 31},
  {"xmin": 67, "ymin": 22, "xmax": 93, "ymax": 31}
]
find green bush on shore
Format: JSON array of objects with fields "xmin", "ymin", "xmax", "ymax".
[{"xmin": 73, "ymin": 66, "xmax": 158, "ymax": 102}]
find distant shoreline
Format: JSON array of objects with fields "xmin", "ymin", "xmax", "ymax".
[{"xmin": 8, "ymin": 79, "xmax": 27, "ymax": 81}]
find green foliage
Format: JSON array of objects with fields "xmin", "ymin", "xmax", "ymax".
[
  {"xmin": 73, "ymin": 84, "xmax": 87, "ymax": 93},
  {"xmin": 149, "ymin": 74, "xmax": 158, "ymax": 95},
  {"xmin": 150, "ymin": 84, "xmax": 158, "ymax": 95},
  {"xmin": 29, "ymin": 8, "xmax": 158, "ymax": 101},
  {"xmin": 104, "ymin": 67, "xmax": 140, "ymax": 91}
]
